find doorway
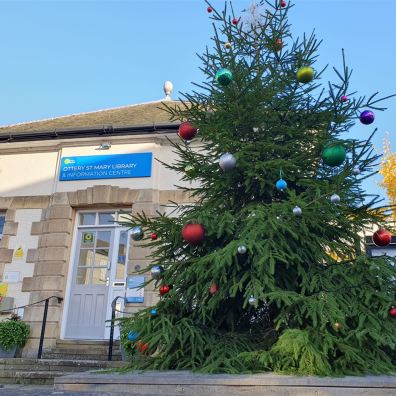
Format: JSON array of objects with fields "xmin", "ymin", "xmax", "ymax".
[{"xmin": 63, "ymin": 211, "xmax": 128, "ymax": 340}]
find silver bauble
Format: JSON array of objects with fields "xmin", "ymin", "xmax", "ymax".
[
  {"xmin": 252, "ymin": 127, "xmax": 259, "ymax": 133},
  {"xmin": 151, "ymin": 265, "xmax": 164, "ymax": 280},
  {"xmin": 219, "ymin": 153, "xmax": 236, "ymax": 171},
  {"xmin": 237, "ymin": 245, "xmax": 247, "ymax": 255},
  {"xmin": 131, "ymin": 226, "xmax": 144, "ymax": 241},
  {"xmin": 352, "ymin": 166, "xmax": 361, "ymax": 175},
  {"xmin": 292, "ymin": 206, "xmax": 302, "ymax": 216},
  {"xmin": 248, "ymin": 295, "xmax": 256, "ymax": 306},
  {"xmin": 330, "ymin": 194, "xmax": 341, "ymax": 204}
]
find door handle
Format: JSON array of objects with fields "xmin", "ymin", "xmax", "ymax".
[{"xmin": 107, "ymin": 261, "xmax": 111, "ymax": 270}]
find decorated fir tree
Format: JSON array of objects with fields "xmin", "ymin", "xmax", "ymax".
[{"xmin": 121, "ymin": 0, "xmax": 396, "ymax": 375}]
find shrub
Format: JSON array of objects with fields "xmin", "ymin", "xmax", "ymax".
[{"xmin": 0, "ymin": 315, "xmax": 30, "ymax": 351}]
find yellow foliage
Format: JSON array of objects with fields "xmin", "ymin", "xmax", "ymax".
[
  {"xmin": 326, "ymin": 248, "xmax": 355, "ymax": 263},
  {"xmin": 379, "ymin": 136, "xmax": 396, "ymax": 220}
]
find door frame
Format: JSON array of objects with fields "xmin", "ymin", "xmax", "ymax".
[{"xmin": 60, "ymin": 209, "xmax": 128, "ymax": 340}]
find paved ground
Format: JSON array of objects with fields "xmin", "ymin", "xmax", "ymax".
[{"xmin": 0, "ymin": 385, "xmax": 135, "ymax": 396}]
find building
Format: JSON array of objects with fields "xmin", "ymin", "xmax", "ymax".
[{"xmin": 0, "ymin": 83, "xmax": 191, "ymax": 357}]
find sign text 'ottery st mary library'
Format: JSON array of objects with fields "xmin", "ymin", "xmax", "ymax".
[{"xmin": 59, "ymin": 153, "xmax": 152, "ymax": 181}]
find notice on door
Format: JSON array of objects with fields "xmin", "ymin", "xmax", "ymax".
[
  {"xmin": 59, "ymin": 153, "xmax": 152, "ymax": 181},
  {"xmin": 82, "ymin": 232, "xmax": 95, "ymax": 245},
  {"xmin": 125, "ymin": 276, "xmax": 145, "ymax": 303}
]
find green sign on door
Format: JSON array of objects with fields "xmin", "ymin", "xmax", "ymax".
[{"xmin": 82, "ymin": 232, "xmax": 94, "ymax": 244}]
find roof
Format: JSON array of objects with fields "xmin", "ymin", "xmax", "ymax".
[{"xmin": 0, "ymin": 101, "xmax": 180, "ymax": 137}]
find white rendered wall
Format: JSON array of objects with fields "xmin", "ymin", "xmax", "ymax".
[
  {"xmin": 0, "ymin": 152, "xmax": 58, "ymax": 197},
  {"xmin": 0, "ymin": 141, "xmax": 195, "ymax": 198}
]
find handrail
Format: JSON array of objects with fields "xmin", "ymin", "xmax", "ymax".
[
  {"xmin": 108, "ymin": 296, "xmax": 123, "ymax": 361},
  {"xmin": 0, "ymin": 295, "xmax": 63, "ymax": 313},
  {"xmin": 0, "ymin": 295, "xmax": 63, "ymax": 359}
]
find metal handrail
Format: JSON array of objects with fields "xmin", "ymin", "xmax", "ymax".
[
  {"xmin": 0, "ymin": 295, "xmax": 63, "ymax": 313},
  {"xmin": 0, "ymin": 295, "xmax": 63, "ymax": 359},
  {"xmin": 108, "ymin": 296, "xmax": 123, "ymax": 361}
]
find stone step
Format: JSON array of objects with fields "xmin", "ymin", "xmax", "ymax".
[
  {"xmin": 54, "ymin": 371, "xmax": 396, "ymax": 395},
  {"xmin": 45, "ymin": 347, "xmax": 121, "ymax": 355},
  {"xmin": 52, "ymin": 342, "xmax": 120, "ymax": 349},
  {"xmin": 44, "ymin": 339, "xmax": 122, "ymax": 361},
  {"xmin": 55, "ymin": 340, "xmax": 120, "ymax": 346},
  {"xmin": 0, "ymin": 358, "xmax": 125, "ymax": 385},
  {"xmin": 0, "ymin": 358, "xmax": 124, "ymax": 371},
  {"xmin": 0, "ymin": 370, "xmax": 61, "ymax": 385},
  {"xmin": 42, "ymin": 352, "xmax": 122, "ymax": 361}
]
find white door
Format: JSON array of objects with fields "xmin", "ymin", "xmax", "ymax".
[{"xmin": 64, "ymin": 211, "xmax": 128, "ymax": 340}]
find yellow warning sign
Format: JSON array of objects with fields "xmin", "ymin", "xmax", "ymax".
[
  {"xmin": 0, "ymin": 283, "xmax": 8, "ymax": 297},
  {"xmin": 13, "ymin": 245, "xmax": 25, "ymax": 260}
]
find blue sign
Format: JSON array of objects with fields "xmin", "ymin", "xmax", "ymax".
[
  {"xmin": 59, "ymin": 153, "xmax": 152, "ymax": 181},
  {"xmin": 125, "ymin": 275, "xmax": 145, "ymax": 303}
]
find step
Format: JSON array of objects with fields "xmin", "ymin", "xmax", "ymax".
[
  {"xmin": 0, "ymin": 358, "xmax": 124, "ymax": 371},
  {"xmin": 55, "ymin": 340, "xmax": 120, "ymax": 347},
  {"xmin": 0, "ymin": 358, "xmax": 125, "ymax": 385},
  {"xmin": 43, "ymin": 348, "xmax": 121, "ymax": 360},
  {"xmin": 43, "ymin": 340, "xmax": 122, "ymax": 361},
  {"xmin": 0, "ymin": 370, "xmax": 61, "ymax": 385},
  {"xmin": 53, "ymin": 344, "xmax": 120, "ymax": 352},
  {"xmin": 54, "ymin": 371, "xmax": 396, "ymax": 395},
  {"xmin": 42, "ymin": 352, "xmax": 122, "ymax": 361}
]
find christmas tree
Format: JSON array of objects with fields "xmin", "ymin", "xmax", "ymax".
[{"xmin": 121, "ymin": 0, "xmax": 396, "ymax": 375}]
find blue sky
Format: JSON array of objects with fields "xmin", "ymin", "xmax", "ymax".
[{"xmin": 0, "ymin": 0, "xmax": 394, "ymax": 200}]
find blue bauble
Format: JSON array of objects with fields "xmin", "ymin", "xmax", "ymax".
[
  {"xmin": 276, "ymin": 178, "xmax": 287, "ymax": 191},
  {"xmin": 127, "ymin": 331, "xmax": 139, "ymax": 341},
  {"xmin": 150, "ymin": 308, "xmax": 158, "ymax": 317}
]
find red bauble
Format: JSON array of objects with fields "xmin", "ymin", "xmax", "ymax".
[
  {"xmin": 207, "ymin": 6, "xmax": 213, "ymax": 13},
  {"xmin": 276, "ymin": 39, "xmax": 283, "ymax": 50},
  {"xmin": 151, "ymin": 233, "xmax": 158, "ymax": 240},
  {"xmin": 389, "ymin": 307, "xmax": 396, "ymax": 318},
  {"xmin": 280, "ymin": 1, "xmax": 287, "ymax": 7},
  {"xmin": 182, "ymin": 223, "xmax": 205, "ymax": 245},
  {"xmin": 159, "ymin": 284, "xmax": 171, "ymax": 296},
  {"xmin": 178, "ymin": 122, "xmax": 198, "ymax": 141},
  {"xmin": 372, "ymin": 229, "xmax": 392, "ymax": 247},
  {"xmin": 232, "ymin": 17, "xmax": 238, "ymax": 25},
  {"xmin": 209, "ymin": 283, "xmax": 218, "ymax": 295},
  {"xmin": 136, "ymin": 341, "xmax": 149, "ymax": 353}
]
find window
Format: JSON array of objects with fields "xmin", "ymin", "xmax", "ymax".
[
  {"xmin": 0, "ymin": 214, "xmax": 5, "ymax": 239},
  {"xmin": 78, "ymin": 211, "xmax": 117, "ymax": 227},
  {"xmin": 116, "ymin": 231, "xmax": 128, "ymax": 280}
]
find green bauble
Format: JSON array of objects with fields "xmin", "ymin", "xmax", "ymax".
[
  {"xmin": 322, "ymin": 145, "xmax": 347, "ymax": 167},
  {"xmin": 184, "ymin": 164, "xmax": 195, "ymax": 176},
  {"xmin": 215, "ymin": 68, "xmax": 233, "ymax": 86},
  {"xmin": 296, "ymin": 66, "xmax": 314, "ymax": 84}
]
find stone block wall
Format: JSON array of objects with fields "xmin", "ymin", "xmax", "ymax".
[{"xmin": 0, "ymin": 186, "xmax": 192, "ymax": 357}]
